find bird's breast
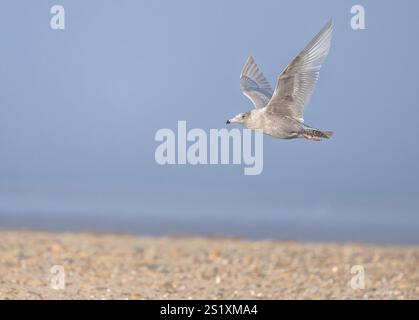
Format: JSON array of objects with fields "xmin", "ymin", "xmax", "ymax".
[{"xmin": 247, "ymin": 112, "xmax": 294, "ymax": 138}]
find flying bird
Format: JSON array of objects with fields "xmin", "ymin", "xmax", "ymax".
[{"xmin": 227, "ymin": 20, "xmax": 334, "ymax": 141}]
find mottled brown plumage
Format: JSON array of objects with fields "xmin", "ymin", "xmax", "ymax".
[{"xmin": 227, "ymin": 20, "xmax": 334, "ymax": 141}]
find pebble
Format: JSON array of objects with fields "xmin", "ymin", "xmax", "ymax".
[{"xmin": 0, "ymin": 231, "xmax": 417, "ymax": 299}]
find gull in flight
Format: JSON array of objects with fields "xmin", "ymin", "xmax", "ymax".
[{"xmin": 227, "ymin": 20, "xmax": 334, "ymax": 141}]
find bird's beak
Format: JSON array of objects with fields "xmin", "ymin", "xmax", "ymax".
[{"xmin": 226, "ymin": 115, "xmax": 240, "ymax": 124}]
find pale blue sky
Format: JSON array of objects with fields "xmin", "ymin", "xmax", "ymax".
[{"xmin": 0, "ymin": 1, "xmax": 418, "ymax": 243}]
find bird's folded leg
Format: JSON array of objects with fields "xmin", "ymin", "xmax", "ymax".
[{"xmin": 303, "ymin": 134, "xmax": 322, "ymax": 141}]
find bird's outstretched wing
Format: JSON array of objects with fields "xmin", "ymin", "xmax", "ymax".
[
  {"xmin": 266, "ymin": 19, "xmax": 333, "ymax": 122},
  {"xmin": 240, "ymin": 56, "xmax": 273, "ymax": 109}
]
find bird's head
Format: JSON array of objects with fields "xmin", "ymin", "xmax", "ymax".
[{"xmin": 226, "ymin": 111, "xmax": 251, "ymax": 125}]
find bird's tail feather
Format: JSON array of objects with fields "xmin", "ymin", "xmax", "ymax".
[
  {"xmin": 320, "ymin": 130, "xmax": 334, "ymax": 138},
  {"xmin": 302, "ymin": 128, "xmax": 334, "ymax": 140}
]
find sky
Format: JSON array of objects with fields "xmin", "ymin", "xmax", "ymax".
[{"xmin": 0, "ymin": 0, "xmax": 418, "ymax": 244}]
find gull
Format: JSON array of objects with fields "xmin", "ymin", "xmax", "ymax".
[{"xmin": 227, "ymin": 20, "xmax": 334, "ymax": 141}]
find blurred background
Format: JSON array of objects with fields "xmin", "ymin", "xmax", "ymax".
[{"xmin": 0, "ymin": 0, "xmax": 418, "ymax": 244}]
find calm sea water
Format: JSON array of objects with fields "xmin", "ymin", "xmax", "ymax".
[{"xmin": 1, "ymin": 188, "xmax": 418, "ymax": 245}]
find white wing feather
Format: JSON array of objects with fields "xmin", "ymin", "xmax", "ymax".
[
  {"xmin": 266, "ymin": 19, "xmax": 333, "ymax": 122},
  {"xmin": 240, "ymin": 56, "xmax": 273, "ymax": 109}
]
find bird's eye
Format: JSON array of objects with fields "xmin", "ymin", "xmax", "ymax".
[{"xmin": 241, "ymin": 114, "xmax": 246, "ymax": 118}]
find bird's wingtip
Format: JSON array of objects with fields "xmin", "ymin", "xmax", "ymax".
[{"xmin": 240, "ymin": 55, "xmax": 255, "ymax": 78}]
